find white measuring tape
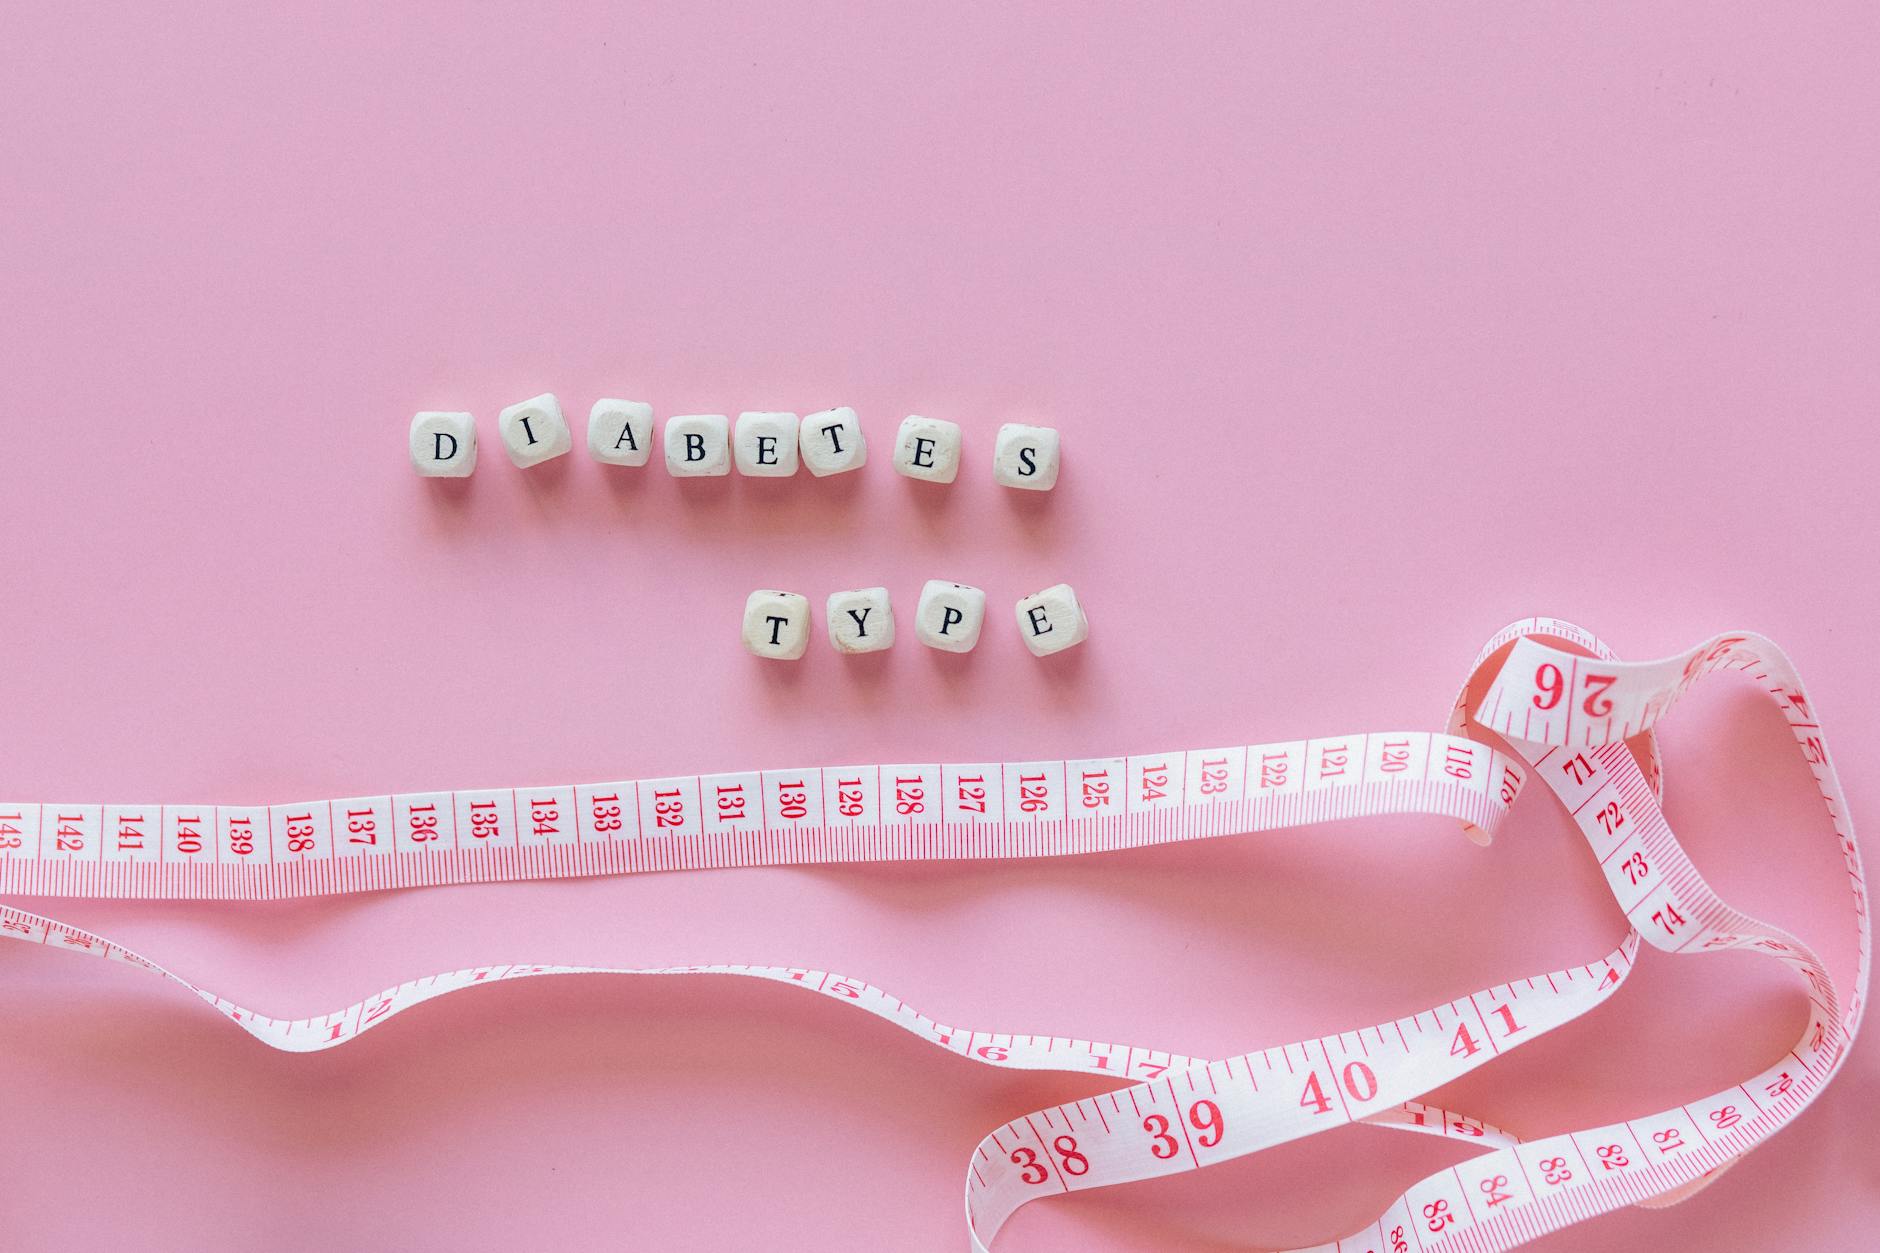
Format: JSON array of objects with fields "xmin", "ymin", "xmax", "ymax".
[{"xmin": 1, "ymin": 617, "xmax": 1864, "ymax": 1250}]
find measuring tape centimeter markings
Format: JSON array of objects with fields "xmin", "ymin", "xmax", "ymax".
[
  {"xmin": 0, "ymin": 732, "xmax": 1521, "ymax": 900},
  {"xmin": 0, "ymin": 619, "xmax": 1863, "ymax": 1253}
]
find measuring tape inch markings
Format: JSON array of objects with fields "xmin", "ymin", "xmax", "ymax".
[{"xmin": 0, "ymin": 618, "xmax": 1864, "ymax": 1251}]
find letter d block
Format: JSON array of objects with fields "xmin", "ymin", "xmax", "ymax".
[
  {"xmin": 743, "ymin": 590, "xmax": 811, "ymax": 660},
  {"xmin": 665, "ymin": 414, "xmax": 731, "ymax": 476},
  {"xmin": 826, "ymin": 586, "xmax": 894, "ymax": 654},
  {"xmin": 915, "ymin": 580, "xmax": 986, "ymax": 653},
  {"xmin": 1015, "ymin": 583, "xmax": 1088, "ymax": 656},
  {"xmin": 409, "ymin": 411, "xmax": 476, "ymax": 477}
]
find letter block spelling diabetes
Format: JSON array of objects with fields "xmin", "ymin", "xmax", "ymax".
[
  {"xmin": 497, "ymin": 393, "xmax": 573, "ymax": 468},
  {"xmin": 800, "ymin": 407, "xmax": 866, "ymax": 476},
  {"xmin": 588, "ymin": 399, "xmax": 654, "ymax": 466},
  {"xmin": 665, "ymin": 414, "xmax": 732, "ymax": 477},
  {"xmin": 733, "ymin": 411, "xmax": 801, "ymax": 477},
  {"xmin": 993, "ymin": 423, "xmax": 1060, "ymax": 491},
  {"xmin": 408, "ymin": 411, "xmax": 477, "ymax": 477},
  {"xmin": 893, "ymin": 415, "xmax": 962, "ymax": 484}
]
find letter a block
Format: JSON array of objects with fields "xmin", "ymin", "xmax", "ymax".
[{"xmin": 589, "ymin": 399, "xmax": 654, "ymax": 466}]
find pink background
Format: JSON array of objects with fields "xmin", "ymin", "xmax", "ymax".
[{"xmin": 1, "ymin": 4, "xmax": 1875, "ymax": 1249}]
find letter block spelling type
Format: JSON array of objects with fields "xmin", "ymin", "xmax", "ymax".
[
  {"xmin": 826, "ymin": 587, "xmax": 894, "ymax": 654},
  {"xmin": 409, "ymin": 411, "xmax": 477, "ymax": 477},
  {"xmin": 665, "ymin": 414, "xmax": 732, "ymax": 477},
  {"xmin": 734, "ymin": 411, "xmax": 800, "ymax": 477},
  {"xmin": 892, "ymin": 415, "xmax": 962, "ymax": 484},
  {"xmin": 1014, "ymin": 583, "xmax": 1088, "ymax": 656},
  {"xmin": 915, "ymin": 580, "xmax": 986, "ymax": 653},
  {"xmin": 742, "ymin": 590, "xmax": 811, "ymax": 660},
  {"xmin": 589, "ymin": 399, "xmax": 654, "ymax": 466},
  {"xmin": 800, "ymin": 407, "xmax": 866, "ymax": 476},
  {"xmin": 992, "ymin": 423, "xmax": 1060, "ymax": 491},
  {"xmin": 497, "ymin": 393, "xmax": 573, "ymax": 468}
]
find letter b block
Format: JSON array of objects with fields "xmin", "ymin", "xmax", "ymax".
[{"xmin": 665, "ymin": 414, "xmax": 732, "ymax": 476}]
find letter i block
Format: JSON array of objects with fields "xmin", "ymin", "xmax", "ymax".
[
  {"xmin": 409, "ymin": 411, "xmax": 477, "ymax": 476},
  {"xmin": 743, "ymin": 590, "xmax": 811, "ymax": 660},
  {"xmin": 498, "ymin": 393, "xmax": 573, "ymax": 467},
  {"xmin": 826, "ymin": 587, "xmax": 894, "ymax": 654},
  {"xmin": 665, "ymin": 414, "xmax": 732, "ymax": 476}
]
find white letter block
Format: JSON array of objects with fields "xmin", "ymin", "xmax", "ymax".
[
  {"xmin": 800, "ymin": 407, "xmax": 867, "ymax": 476},
  {"xmin": 826, "ymin": 587, "xmax": 894, "ymax": 654},
  {"xmin": 915, "ymin": 580, "xmax": 986, "ymax": 653},
  {"xmin": 1015, "ymin": 583, "xmax": 1088, "ymax": 656},
  {"xmin": 409, "ymin": 411, "xmax": 476, "ymax": 477},
  {"xmin": 497, "ymin": 393, "xmax": 572, "ymax": 468},
  {"xmin": 993, "ymin": 423, "xmax": 1060, "ymax": 491},
  {"xmin": 892, "ymin": 415, "xmax": 962, "ymax": 484},
  {"xmin": 734, "ymin": 411, "xmax": 800, "ymax": 477},
  {"xmin": 743, "ymin": 590, "xmax": 811, "ymax": 660},
  {"xmin": 665, "ymin": 414, "xmax": 731, "ymax": 476},
  {"xmin": 589, "ymin": 399, "xmax": 654, "ymax": 466}
]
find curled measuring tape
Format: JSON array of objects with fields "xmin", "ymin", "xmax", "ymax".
[{"xmin": 0, "ymin": 618, "xmax": 1864, "ymax": 1250}]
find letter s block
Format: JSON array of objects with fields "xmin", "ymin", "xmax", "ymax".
[{"xmin": 993, "ymin": 423, "xmax": 1060, "ymax": 491}]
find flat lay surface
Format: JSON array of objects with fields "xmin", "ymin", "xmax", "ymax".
[{"xmin": 1, "ymin": 4, "xmax": 1875, "ymax": 1249}]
